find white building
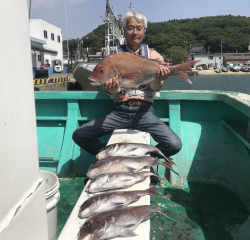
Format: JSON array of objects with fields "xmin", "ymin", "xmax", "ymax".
[
  {"xmin": 191, "ymin": 53, "xmax": 222, "ymax": 68},
  {"xmin": 30, "ymin": 19, "xmax": 63, "ymax": 68}
]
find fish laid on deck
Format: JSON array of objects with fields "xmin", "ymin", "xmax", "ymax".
[
  {"xmin": 85, "ymin": 171, "xmax": 160, "ymax": 193},
  {"xmin": 96, "ymin": 143, "xmax": 175, "ymax": 165},
  {"xmin": 78, "ymin": 187, "xmax": 165, "ymax": 218},
  {"xmin": 89, "ymin": 52, "xmax": 200, "ymax": 88},
  {"xmin": 87, "ymin": 156, "xmax": 178, "ymax": 179},
  {"xmin": 78, "ymin": 205, "xmax": 179, "ymax": 240}
]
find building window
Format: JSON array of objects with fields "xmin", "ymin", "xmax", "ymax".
[
  {"xmin": 44, "ymin": 30, "xmax": 47, "ymax": 39},
  {"xmin": 57, "ymin": 36, "xmax": 60, "ymax": 43},
  {"xmin": 208, "ymin": 56, "xmax": 213, "ymax": 60},
  {"xmin": 51, "ymin": 33, "xmax": 54, "ymax": 41},
  {"xmin": 38, "ymin": 55, "xmax": 41, "ymax": 61}
]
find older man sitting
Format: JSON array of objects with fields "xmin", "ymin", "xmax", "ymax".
[{"xmin": 73, "ymin": 11, "xmax": 182, "ymax": 169}]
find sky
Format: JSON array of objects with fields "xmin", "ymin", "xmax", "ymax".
[{"xmin": 29, "ymin": 0, "xmax": 250, "ymax": 40}]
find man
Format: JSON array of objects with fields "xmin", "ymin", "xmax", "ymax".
[{"xmin": 73, "ymin": 11, "xmax": 182, "ymax": 161}]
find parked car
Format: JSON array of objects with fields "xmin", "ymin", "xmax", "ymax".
[{"xmin": 53, "ymin": 65, "xmax": 62, "ymax": 73}]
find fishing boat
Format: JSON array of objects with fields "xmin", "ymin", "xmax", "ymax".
[
  {"xmin": 215, "ymin": 68, "xmax": 222, "ymax": 73},
  {"xmin": 3, "ymin": 1, "xmax": 250, "ymax": 240},
  {"xmin": 35, "ymin": 90, "xmax": 250, "ymax": 239},
  {"xmin": 232, "ymin": 63, "xmax": 241, "ymax": 72},
  {"xmin": 221, "ymin": 66, "xmax": 229, "ymax": 72},
  {"xmin": 72, "ymin": 0, "xmax": 125, "ymax": 90}
]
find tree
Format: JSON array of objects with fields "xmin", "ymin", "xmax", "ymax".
[{"xmin": 164, "ymin": 46, "xmax": 189, "ymax": 64}]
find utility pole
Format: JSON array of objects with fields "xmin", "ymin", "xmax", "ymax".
[
  {"xmin": 184, "ymin": 41, "xmax": 188, "ymax": 51},
  {"xmin": 220, "ymin": 39, "xmax": 225, "ymax": 68},
  {"xmin": 29, "ymin": 0, "xmax": 32, "ymax": 19},
  {"xmin": 208, "ymin": 46, "xmax": 210, "ymax": 54},
  {"xmin": 64, "ymin": 0, "xmax": 69, "ymax": 61}
]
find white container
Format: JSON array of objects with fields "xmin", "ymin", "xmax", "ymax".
[{"xmin": 40, "ymin": 171, "xmax": 60, "ymax": 240}]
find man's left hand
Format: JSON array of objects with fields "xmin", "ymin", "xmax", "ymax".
[{"xmin": 156, "ymin": 66, "xmax": 170, "ymax": 82}]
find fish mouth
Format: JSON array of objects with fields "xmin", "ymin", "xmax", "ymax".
[
  {"xmin": 88, "ymin": 76, "xmax": 101, "ymax": 86},
  {"xmin": 96, "ymin": 152, "xmax": 106, "ymax": 160}
]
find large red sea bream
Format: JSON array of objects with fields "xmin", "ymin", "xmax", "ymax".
[{"xmin": 89, "ymin": 52, "xmax": 199, "ymax": 89}]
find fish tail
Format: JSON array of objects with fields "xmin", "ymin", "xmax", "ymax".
[
  {"xmin": 153, "ymin": 147, "xmax": 176, "ymax": 166},
  {"xmin": 158, "ymin": 210, "xmax": 180, "ymax": 223},
  {"xmin": 171, "ymin": 60, "xmax": 200, "ymax": 84},
  {"xmin": 146, "ymin": 187, "xmax": 166, "ymax": 198},
  {"xmin": 158, "ymin": 161, "xmax": 179, "ymax": 176}
]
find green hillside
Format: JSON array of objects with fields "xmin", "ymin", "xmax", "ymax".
[{"xmin": 63, "ymin": 15, "xmax": 250, "ymax": 63}]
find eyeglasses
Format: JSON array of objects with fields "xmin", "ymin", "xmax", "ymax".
[{"xmin": 125, "ymin": 26, "xmax": 144, "ymax": 32}]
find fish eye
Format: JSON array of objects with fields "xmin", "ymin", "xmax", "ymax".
[{"xmin": 98, "ymin": 67, "xmax": 104, "ymax": 72}]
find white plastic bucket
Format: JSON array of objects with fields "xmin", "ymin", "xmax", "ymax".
[{"xmin": 40, "ymin": 170, "xmax": 60, "ymax": 240}]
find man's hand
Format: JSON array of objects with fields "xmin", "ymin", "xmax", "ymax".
[
  {"xmin": 149, "ymin": 65, "xmax": 170, "ymax": 91},
  {"xmin": 156, "ymin": 66, "xmax": 170, "ymax": 82},
  {"xmin": 104, "ymin": 77, "xmax": 120, "ymax": 95}
]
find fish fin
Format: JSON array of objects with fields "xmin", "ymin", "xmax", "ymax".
[
  {"xmin": 146, "ymin": 187, "xmax": 166, "ymax": 198},
  {"xmin": 129, "ymin": 154, "xmax": 137, "ymax": 157},
  {"xmin": 171, "ymin": 60, "xmax": 200, "ymax": 84},
  {"xmin": 128, "ymin": 148, "xmax": 137, "ymax": 152},
  {"xmin": 159, "ymin": 161, "xmax": 179, "ymax": 176},
  {"xmin": 122, "ymin": 224, "xmax": 135, "ymax": 229},
  {"xmin": 158, "ymin": 211, "xmax": 180, "ymax": 223},
  {"xmin": 113, "ymin": 202, "xmax": 125, "ymax": 209},
  {"xmin": 120, "ymin": 224, "xmax": 137, "ymax": 237},
  {"xmin": 131, "ymin": 196, "xmax": 140, "ymax": 203},
  {"xmin": 131, "ymin": 54, "xmax": 165, "ymax": 65},
  {"xmin": 109, "ymin": 144, "xmax": 118, "ymax": 155},
  {"xmin": 124, "ymin": 179, "xmax": 133, "ymax": 182},
  {"xmin": 152, "ymin": 148, "xmax": 176, "ymax": 166},
  {"xmin": 123, "ymin": 165, "xmax": 136, "ymax": 172},
  {"xmin": 120, "ymin": 231, "xmax": 137, "ymax": 237},
  {"xmin": 149, "ymin": 161, "xmax": 158, "ymax": 167}
]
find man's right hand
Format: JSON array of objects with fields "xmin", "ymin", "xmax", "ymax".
[{"xmin": 104, "ymin": 77, "xmax": 120, "ymax": 95}]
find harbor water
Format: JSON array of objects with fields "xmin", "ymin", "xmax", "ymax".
[{"xmin": 162, "ymin": 75, "xmax": 250, "ymax": 95}]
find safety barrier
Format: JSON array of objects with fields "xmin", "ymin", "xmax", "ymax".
[{"xmin": 33, "ymin": 77, "xmax": 70, "ymax": 85}]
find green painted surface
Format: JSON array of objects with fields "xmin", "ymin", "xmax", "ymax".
[
  {"xmin": 39, "ymin": 160, "xmax": 59, "ymax": 174},
  {"xmin": 35, "ymin": 91, "xmax": 250, "ymax": 237},
  {"xmin": 57, "ymin": 177, "xmax": 87, "ymax": 237},
  {"xmin": 56, "ymin": 178, "xmax": 250, "ymax": 240},
  {"xmin": 35, "ymin": 99, "xmax": 67, "ymax": 116},
  {"xmin": 57, "ymin": 101, "xmax": 79, "ymax": 177},
  {"xmin": 36, "ymin": 120, "xmax": 65, "ymax": 159},
  {"xmin": 150, "ymin": 181, "xmax": 250, "ymax": 240}
]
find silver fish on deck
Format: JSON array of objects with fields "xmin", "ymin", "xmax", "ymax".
[
  {"xmin": 89, "ymin": 52, "xmax": 200, "ymax": 89},
  {"xmin": 87, "ymin": 156, "xmax": 178, "ymax": 179},
  {"xmin": 78, "ymin": 187, "xmax": 165, "ymax": 218},
  {"xmin": 78, "ymin": 205, "xmax": 179, "ymax": 240},
  {"xmin": 85, "ymin": 171, "xmax": 160, "ymax": 193},
  {"xmin": 96, "ymin": 143, "xmax": 175, "ymax": 165}
]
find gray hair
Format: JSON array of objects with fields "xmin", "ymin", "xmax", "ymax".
[{"xmin": 122, "ymin": 11, "xmax": 147, "ymax": 29}]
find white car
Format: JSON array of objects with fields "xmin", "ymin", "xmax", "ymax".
[{"xmin": 54, "ymin": 65, "xmax": 62, "ymax": 73}]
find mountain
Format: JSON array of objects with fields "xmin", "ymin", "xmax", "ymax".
[{"xmin": 63, "ymin": 15, "xmax": 250, "ymax": 63}]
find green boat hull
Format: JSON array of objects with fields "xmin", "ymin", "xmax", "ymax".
[{"xmin": 35, "ymin": 90, "xmax": 250, "ymax": 239}]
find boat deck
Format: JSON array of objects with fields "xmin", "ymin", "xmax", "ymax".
[{"xmin": 57, "ymin": 178, "xmax": 250, "ymax": 240}]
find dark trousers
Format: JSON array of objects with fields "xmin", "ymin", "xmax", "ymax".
[{"xmin": 72, "ymin": 104, "xmax": 182, "ymax": 157}]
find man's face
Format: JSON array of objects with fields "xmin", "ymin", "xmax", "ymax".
[{"xmin": 124, "ymin": 17, "xmax": 145, "ymax": 46}]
